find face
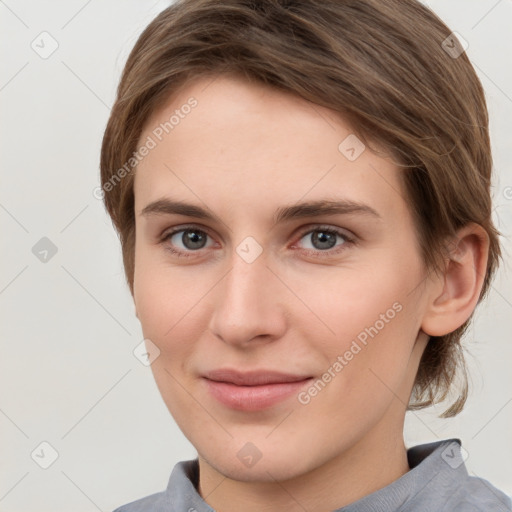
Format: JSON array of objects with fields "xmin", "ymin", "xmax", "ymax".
[{"xmin": 132, "ymin": 74, "xmax": 431, "ymax": 482}]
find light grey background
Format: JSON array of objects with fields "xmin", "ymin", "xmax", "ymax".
[{"xmin": 0, "ymin": 1, "xmax": 511, "ymax": 511}]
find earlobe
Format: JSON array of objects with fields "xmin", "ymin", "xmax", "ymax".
[{"xmin": 421, "ymin": 224, "xmax": 489, "ymax": 337}]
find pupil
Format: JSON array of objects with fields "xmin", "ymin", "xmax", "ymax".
[
  {"xmin": 180, "ymin": 230, "xmax": 337, "ymax": 251},
  {"xmin": 313, "ymin": 231, "xmax": 336, "ymax": 250},
  {"xmin": 183, "ymin": 230, "xmax": 206, "ymax": 249}
]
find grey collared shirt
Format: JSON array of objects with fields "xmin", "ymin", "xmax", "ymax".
[{"xmin": 113, "ymin": 438, "xmax": 512, "ymax": 511}]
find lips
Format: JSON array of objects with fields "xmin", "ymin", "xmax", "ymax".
[{"xmin": 202, "ymin": 369, "xmax": 313, "ymax": 411}]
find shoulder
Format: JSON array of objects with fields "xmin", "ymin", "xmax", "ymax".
[
  {"xmin": 111, "ymin": 459, "xmax": 203, "ymax": 512},
  {"xmin": 443, "ymin": 474, "xmax": 512, "ymax": 511},
  {"xmin": 407, "ymin": 439, "xmax": 511, "ymax": 511},
  {"xmin": 112, "ymin": 490, "xmax": 168, "ymax": 512}
]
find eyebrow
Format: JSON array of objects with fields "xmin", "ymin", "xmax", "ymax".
[{"xmin": 140, "ymin": 198, "xmax": 382, "ymax": 224}]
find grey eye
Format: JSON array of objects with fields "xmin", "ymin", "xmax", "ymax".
[
  {"xmin": 169, "ymin": 229, "xmax": 210, "ymax": 250},
  {"xmin": 299, "ymin": 229, "xmax": 346, "ymax": 251}
]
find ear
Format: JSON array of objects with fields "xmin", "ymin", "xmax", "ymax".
[{"xmin": 421, "ymin": 223, "xmax": 489, "ymax": 337}]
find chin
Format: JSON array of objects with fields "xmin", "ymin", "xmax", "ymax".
[
  {"xmin": 198, "ymin": 437, "xmax": 323, "ymax": 483},
  {"xmin": 209, "ymin": 454, "xmax": 307, "ymax": 483}
]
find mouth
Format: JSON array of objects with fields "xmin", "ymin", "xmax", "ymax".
[{"xmin": 202, "ymin": 369, "xmax": 313, "ymax": 411}]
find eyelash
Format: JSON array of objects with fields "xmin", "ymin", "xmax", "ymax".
[{"xmin": 160, "ymin": 224, "xmax": 356, "ymax": 259}]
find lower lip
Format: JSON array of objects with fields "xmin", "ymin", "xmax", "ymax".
[{"xmin": 203, "ymin": 378, "xmax": 313, "ymax": 411}]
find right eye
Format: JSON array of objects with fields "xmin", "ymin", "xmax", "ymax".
[{"xmin": 161, "ymin": 225, "xmax": 215, "ymax": 258}]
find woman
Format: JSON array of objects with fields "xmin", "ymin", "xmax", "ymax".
[{"xmin": 100, "ymin": 0, "xmax": 511, "ymax": 510}]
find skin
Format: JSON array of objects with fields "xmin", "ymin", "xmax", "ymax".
[{"xmin": 132, "ymin": 74, "xmax": 488, "ymax": 512}]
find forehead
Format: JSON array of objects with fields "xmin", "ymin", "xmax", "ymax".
[{"xmin": 134, "ymin": 74, "xmax": 407, "ymax": 221}]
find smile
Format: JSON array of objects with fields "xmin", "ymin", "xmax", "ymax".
[{"xmin": 202, "ymin": 369, "xmax": 314, "ymax": 411}]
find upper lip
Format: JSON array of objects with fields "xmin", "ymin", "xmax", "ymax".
[{"xmin": 203, "ymin": 369, "xmax": 312, "ymax": 386}]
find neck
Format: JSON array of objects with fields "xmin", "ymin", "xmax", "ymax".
[{"xmin": 197, "ymin": 413, "xmax": 410, "ymax": 512}]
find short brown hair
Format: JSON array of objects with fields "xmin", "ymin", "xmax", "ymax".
[{"xmin": 100, "ymin": 0, "xmax": 501, "ymax": 417}]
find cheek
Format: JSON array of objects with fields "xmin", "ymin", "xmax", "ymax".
[
  {"xmin": 299, "ymin": 256, "xmax": 424, "ymax": 392},
  {"xmin": 133, "ymin": 249, "xmax": 224, "ymax": 405},
  {"xmin": 133, "ymin": 242, "xmax": 207, "ymax": 340},
  {"xmin": 133, "ymin": 255, "xmax": 207, "ymax": 423},
  {"xmin": 298, "ymin": 262, "xmax": 414, "ymax": 343}
]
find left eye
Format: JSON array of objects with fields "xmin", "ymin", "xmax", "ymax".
[
  {"xmin": 296, "ymin": 227, "xmax": 350, "ymax": 252},
  {"xmin": 161, "ymin": 225, "xmax": 352, "ymax": 258}
]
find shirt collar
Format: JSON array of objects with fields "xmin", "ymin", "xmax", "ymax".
[{"xmin": 163, "ymin": 438, "xmax": 468, "ymax": 512}]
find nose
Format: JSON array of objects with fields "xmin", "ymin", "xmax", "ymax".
[{"xmin": 208, "ymin": 247, "xmax": 288, "ymax": 348}]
